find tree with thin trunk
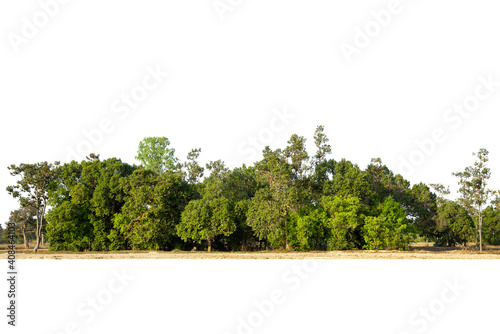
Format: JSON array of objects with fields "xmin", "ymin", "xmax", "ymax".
[
  {"xmin": 7, "ymin": 204, "xmax": 37, "ymax": 249},
  {"xmin": 6, "ymin": 161, "xmax": 60, "ymax": 252},
  {"xmin": 452, "ymin": 149, "xmax": 494, "ymax": 251}
]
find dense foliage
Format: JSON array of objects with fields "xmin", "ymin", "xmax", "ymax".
[{"xmin": 5, "ymin": 127, "xmax": 499, "ymax": 251}]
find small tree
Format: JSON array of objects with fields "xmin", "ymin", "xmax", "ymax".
[
  {"xmin": 7, "ymin": 162, "xmax": 60, "ymax": 252},
  {"xmin": 453, "ymin": 149, "xmax": 494, "ymax": 251}
]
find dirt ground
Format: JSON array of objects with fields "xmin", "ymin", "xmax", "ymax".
[{"xmin": 2, "ymin": 243, "xmax": 500, "ymax": 259}]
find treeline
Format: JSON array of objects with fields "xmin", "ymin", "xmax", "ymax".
[{"xmin": 5, "ymin": 127, "xmax": 500, "ymax": 252}]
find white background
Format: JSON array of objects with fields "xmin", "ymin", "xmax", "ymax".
[
  {"xmin": 1, "ymin": 1, "xmax": 500, "ymax": 332},
  {"xmin": 1, "ymin": 259, "xmax": 499, "ymax": 333}
]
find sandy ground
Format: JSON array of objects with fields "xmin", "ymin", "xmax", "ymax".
[{"xmin": 2, "ymin": 244, "xmax": 500, "ymax": 259}]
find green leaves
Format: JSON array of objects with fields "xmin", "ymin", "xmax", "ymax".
[
  {"xmin": 452, "ymin": 148, "xmax": 494, "ymax": 250},
  {"xmin": 9, "ymin": 127, "xmax": 494, "ymax": 253},
  {"xmin": 135, "ymin": 137, "xmax": 178, "ymax": 173},
  {"xmin": 6, "ymin": 161, "xmax": 60, "ymax": 252},
  {"xmin": 177, "ymin": 197, "xmax": 235, "ymax": 251},
  {"xmin": 362, "ymin": 196, "xmax": 413, "ymax": 250},
  {"xmin": 434, "ymin": 201, "xmax": 474, "ymax": 247},
  {"xmin": 321, "ymin": 195, "xmax": 363, "ymax": 250}
]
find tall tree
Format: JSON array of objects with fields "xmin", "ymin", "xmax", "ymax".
[
  {"xmin": 453, "ymin": 148, "xmax": 494, "ymax": 251},
  {"xmin": 7, "ymin": 204, "xmax": 36, "ymax": 249},
  {"xmin": 313, "ymin": 125, "xmax": 332, "ymax": 166},
  {"xmin": 7, "ymin": 161, "xmax": 60, "ymax": 252},
  {"xmin": 135, "ymin": 137, "xmax": 178, "ymax": 173},
  {"xmin": 247, "ymin": 147, "xmax": 297, "ymax": 250},
  {"xmin": 311, "ymin": 125, "xmax": 332, "ymax": 202},
  {"xmin": 284, "ymin": 134, "xmax": 309, "ymax": 181}
]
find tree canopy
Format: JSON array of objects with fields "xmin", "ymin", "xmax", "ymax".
[{"xmin": 6, "ymin": 129, "xmax": 498, "ymax": 252}]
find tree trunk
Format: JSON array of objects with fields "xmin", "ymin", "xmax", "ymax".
[
  {"xmin": 22, "ymin": 228, "xmax": 29, "ymax": 249},
  {"xmin": 42, "ymin": 233, "xmax": 44, "ymax": 246},
  {"xmin": 207, "ymin": 239, "xmax": 212, "ymax": 252},
  {"xmin": 34, "ymin": 233, "xmax": 40, "ymax": 252},
  {"xmin": 479, "ymin": 206, "xmax": 483, "ymax": 252},
  {"xmin": 473, "ymin": 212, "xmax": 478, "ymax": 246},
  {"xmin": 475, "ymin": 223, "xmax": 478, "ymax": 246},
  {"xmin": 34, "ymin": 201, "xmax": 47, "ymax": 253},
  {"xmin": 285, "ymin": 215, "xmax": 289, "ymax": 251}
]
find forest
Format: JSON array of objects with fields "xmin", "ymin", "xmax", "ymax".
[{"xmin": 3, "ymin": 126, "xmax": 499, "ymax": 253}]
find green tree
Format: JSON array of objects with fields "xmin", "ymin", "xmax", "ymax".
[
  {"xmin": 434, "ymin": 201, "xmax": 474, "ymax": 247},
  {"xmin": 7, "ymin": 161, "xmax": 60, "ymax": 252},
  {"xmin": 362, "ymin": 196, "xmax": 413, "ymax": 250},
  {"xmin": 284, "ymin": 134, "xmax": 309, "ymax": 181},
  {"xmin": 429, "ymin": 183, "xmax": 450, "ymax": 206},
  {"xmin": 290, "ymin": 208, "xmax": 328, "ymax": 251},
  {"xmin": 117, "ymin": 169, "xmax": 193, "ymax": 250},
  {"xmin": 321, "ymin": 195, "xmax": 363, "ymax": 250},
  {"xmin": 313, "ymin": 125, "xmax": 332, "ymax": 166},
  {"xmin": 7, "ymin": 204, "xmax": 37, "ymax": 249},
  {"xmin": 181, "ymin": 148, "xmax": 204, "ymax": 184},
  {"xmin": 410, "ymin": 183, "xmax": 438, "ymax": 246},
  {"xmin": 177, "ymin": 197, "xmax": 235, "ymax": 251},
  {"xmin": 365, "ymin": 158, "xmax": 413, "ymax": 210},
  {"xmin": 482, "ymin": 205, "xmax": 500, "ymax": 245},
  {"xmin": 218, "ymin": 165, "xmax": 259, "ymax": 251},
  {"xmin": 176, "ymin": 161, "xmax": 236, "ymax": 251},
  {"xmin": 247, "ymin": 147, "xmax": 298, "ymax": 250},
  {"xmin": 453, "ymin": 148, "xmax": 494, "ymax": 251},
  {"xmin": 323, "ymin": 159, "xmax": 373, "ymax": 206},
  {"xmin": 310, "ymin": 125, "xmax": 332, "ymax": 203},
  {"xmin": 46, "ymin": 157, "xmax": 134, "ymax": 251},
  {"xmin": 136, "ymin": 137, "xmax": 178, "ymax": 173}
]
